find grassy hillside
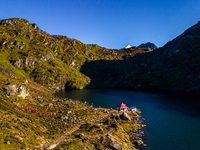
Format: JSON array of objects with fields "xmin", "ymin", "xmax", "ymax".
[
  {"xmin": 0, "ymin": 18, "xmax": 148, "ymax": 149},
  {"xmin": 0, "ymin": 18, "xmax": 151, "ymax": 90},
  {"xmin": 2, "ymin": 17, "xmax": 199, "ymax": 149}
]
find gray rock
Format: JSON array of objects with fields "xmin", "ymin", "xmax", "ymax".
[
  {"xmin": 10, "ymin": 57, "xmax": 36, "ymax": 69},
  {"xmin": 71, "ymin": 40, "xmax": 76, "ymax": 46},
  {"xmin": 134, "ymin": 139, "xmax": 144, "ymax": 145},
  {"xmin": 32, "ymin": 23, "xmax": 37, "ymax": 29},
  {"xmin": 121, "ymin": 112, "xmax": 131, "ymax": 121},
  {"xmin": 0, "ymin": 19, "xmax": 20, "ymax": 27},
  {"xmin": 11, "ymin": 53, "xmax": 54, "ymax": 69},
  {"xmin": 3, "ymin": 83, "xmax": 29, "ymax": 98},
  {"xmin": 18, "ymin": 85, "xmax": 29, "ymax": 98},
  {"xmin": 79, "ymin": 133, "xmax": 85, "ymax": 139},
  {"xmin": 115, "ymin": 114, "xmax": 121, "ymax": 120},
  {"xmin": 38, "ymin": 53, "xmax": 55, "ymax": 62},
  {"xmin": 27, "ymin": 34, "xmax": 33, "ymax": 40},
  {"xmin": 109, "ymin": 136, "xmax": 125, "ymax": 150},
  {"xmin": 13, "ymin": 41, "xmax": 20, "ymax": 47},
  {"xmin": 4, "ymin": 83, "xmax": 19, "ymax": 96},
  {"xmin": 10, "ymin": 130, "xmax": 15, "ymax": 134},
  {"xmin": 61, "ymin": 116, "xmax": 68, "ymax": 120},
  {"xmin": 17, "ymin": 118, "xmax": 22, "ymax": 121},
  {"xmin": 24, "ymin": 79, "xmax": 28, "ymax": 84}
]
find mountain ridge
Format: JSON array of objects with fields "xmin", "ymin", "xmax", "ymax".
[
  {"xmin": 80, "ymin": 20, "xmax": 200, "ymax": 92},
  {"xmin": 0, "ymin": 17, "xmax": 200, "ymax": 149},
  {"xmin": 1, "ymin": 18, "xmax": 200, "ymax": 92},
  {"xmin": 0, "ymin": 18, "xmax": 152, "ymax": 90},
  {"xmin": 138, "ymin": 42, "xmax": 158, "ymax": 50}
]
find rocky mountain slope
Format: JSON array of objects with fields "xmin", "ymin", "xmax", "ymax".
[
  {"xmin": 1, "ymin": 18, "xmax": 200, "ymax": 92},
  {"xmin": 81, "ymin": 21, "xmax": 200, "ymax": 92},
  {"xmin": 138, "ymin": 42, "xmax": 158, "ymax": 50},
  {"xmin": 0, "ymin": 18, "xmax": 148, "ymax": 149},
  {"xmin": 0, "ymin": 18, "xmax": 152, "ymax": 90}
]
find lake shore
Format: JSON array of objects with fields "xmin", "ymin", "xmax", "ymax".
[{"xmin": 51, "ymin": 98, "xmax": 146, "ymax": 150}]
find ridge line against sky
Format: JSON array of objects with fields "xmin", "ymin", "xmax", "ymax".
[{"xmin": 1, "ymin": 0, "xmax": 200, "ymax": 49}]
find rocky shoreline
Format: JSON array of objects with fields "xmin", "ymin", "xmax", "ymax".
[{"xmin": 43, "ymin": 97, "xmax": 147, "ymax": 150}]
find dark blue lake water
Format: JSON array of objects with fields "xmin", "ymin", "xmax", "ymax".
[{"xmin": 55, "ymin": 89, "xmax": 200, "ymax": 150}]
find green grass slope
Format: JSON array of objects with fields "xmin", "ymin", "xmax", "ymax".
[
  {"xmin": 0, "ymin": 18, "xmax": 148, "ymax": 149},
  {"xmin": 0, "ymin": 18, "xmax": 151, "ymax": 90}
]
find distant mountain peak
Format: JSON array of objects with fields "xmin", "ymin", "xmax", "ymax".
[
  {"xmin": 138, "ymin": 42, "xmax": 158, "ymax": 50},
  {"xmin": 125, "ymin": 45, "xmax": 131, "ymax": 49}
]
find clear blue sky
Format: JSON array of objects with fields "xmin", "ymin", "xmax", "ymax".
[{"xmin": 1, "ymin": 0, "xmax": 200, "ymax": 49}]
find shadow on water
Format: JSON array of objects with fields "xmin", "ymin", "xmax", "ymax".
[
  {"xmin": 55, "ymin": 89, "xmax": 200, "ymax": 118},
  {"xmin": 77, "ymin": 59, "xmax": 200, "ymax": 118}
]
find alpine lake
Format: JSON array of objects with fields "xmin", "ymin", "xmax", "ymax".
[{"xmin": 55, "ymin": 89, "xmax": 200, "ymax": 150}]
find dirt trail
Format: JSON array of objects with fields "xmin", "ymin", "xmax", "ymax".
[{"xmin": 34, "ymin": 113, "xmax": 110, "ymax": 150}]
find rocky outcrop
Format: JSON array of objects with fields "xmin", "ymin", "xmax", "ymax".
[
  {"xmin": 10, "ymin": 53, "xmax": 54, "ymax": 69},
  {"xmin": 109, "ymin": 136, "xmax": 125, "ymax": 150},
  {"xmin": 3, "ymin": 83, "xmax": 29, "ymax": 99},
  {"xmin": 37, "ymin": 53, "xmax": 55, "ymax": 63},
  {"xmin": 17, "ymin": 85, "xmax": 29, "ymax": 98},
  {"xmin": 0, "ymin": 18, "xmax": 22, "ymax": 27},
  {"xmin": 0, "ymin": 18, "xmax": 49, "ymax": 35},
  {"xmin": 121, "ymin": 112, "xmax": 131, "ymax": 121},
  {"xmin": 10, "ymin": 57, "xmax": 36, "ymax": 69},
  {"xmin": 134, "ymin": 139, "xmax": 143, "ymax": 145}
]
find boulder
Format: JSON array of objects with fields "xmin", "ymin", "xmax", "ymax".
[
  {"xmin": 109, "ymin": 136, "xmax": 125, "ymax": 150},
  {"xmin": 4, "ymin": 83, "xmax": 29, "ymax": 98},
  {"xmin": 38, "ymin": 53, "xmax": 55, "ymax": 62},
  {"xmin": 115, "ymin": 114, "xmax": 121, "ymax": 120},
  {"xmin": 31, "ymin": 23, "xmax": 37, "ymax": 29},
  {"xmin": 18, "ymin": 85, "xmax": 29, "ymax": 98},
  {"xmin": 121, "ymin": 112, "xmax": 131, "ymax": 121},
  {"xmin": 17, "ymin": 118, "xmax": 22, "ymax": 122},
  {"xmin": 4, "ymin": 83, "xmax": 19, "ymax": 96},
  {"xmin": 134, "ymin": 139, "xmax": 143, "ymax": 145}
]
